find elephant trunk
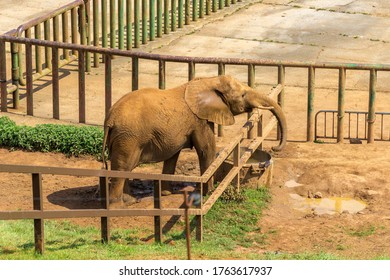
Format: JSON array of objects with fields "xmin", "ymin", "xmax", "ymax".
[{"xmin": 249, "ymin": 91, "xmax": 287, "ymax": 152}]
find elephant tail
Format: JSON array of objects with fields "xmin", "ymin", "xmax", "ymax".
[{"xmin": 101, "ymin": 125, "xmax": 110, "ymax": 170}]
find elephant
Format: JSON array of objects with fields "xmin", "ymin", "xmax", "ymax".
[{"xmin": 101, "ymin": 75, "xmax": 287, "ymax": 207}]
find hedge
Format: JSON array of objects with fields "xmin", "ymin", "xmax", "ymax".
[{"xmin": 0, "ymin": 116, "xmax": 104, "ymax": 158}]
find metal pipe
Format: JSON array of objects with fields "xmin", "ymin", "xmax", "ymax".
[
  {"xmin": 105, "ymin": 54, "xmax": 112, "ymax": 117},
  {"xmin": 307, "ymin": 66, "xmax": 315, "ymax": 142},
  {"xmin": 171, "ymin": 0, "xmax": 177, "ymax": 31},
  {"xmin": 78, "ymin": 49, "xmax": 86, "ymax": 123},
  {"xmin": 126, "ymin": 0, "xmax": 132, "ymax": 49},
  {"xmin": 118, "ymin": 0, "xmax": 125, "ymax": 49},
  {"xmin": 159, "ymin": 60, "xmax": 166, "ymax": 89},
  {"xmin": 52, "ymin": 47, "xmax": 60, "ymax": 119},
  {"xmin": 132, "ymin": 57, "xmax": 139, "ymax": 90},
  {"xmin": 26, "ymin": 43, "xmax": 34, "ymax": 116},
  {"xmin": 93, "ymin": 0, "xmax": 100, "ymax": 67},
  {"xmin": 102, "ymin": 0, "xmax": 108, "ymax": 48},
  {"xmin": 134, "ymin": 0, "xmax": 140, "ymax": 48},
  {"xmin": 157, "ymin": 0, "xmax": 163, "ymax": 37},
  {"xmin": 337, "ymin": 68, "xmax": 346, "ymax": 143},
  {"xmin": 367, "ymin": 69, "xmax": 377, "ymax": 143},
  {"xmin": 150, "ymin": 0, "xmax": 156, "ymax": 41},
  {"xmin": 164, "ymin": 0, "xmax": 169, "ymax": 34},
  {"xmin": 110, "ymin": 0, "xmax": 116, "ymax": 49},
  {"xmin": 142, "ymin": 0, "xmax": 148, "ymax": 44}
]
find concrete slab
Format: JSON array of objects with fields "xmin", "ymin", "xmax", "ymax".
[{"xmin": 0, "ymin": 0, "xmax": 72, "ymax": 34}]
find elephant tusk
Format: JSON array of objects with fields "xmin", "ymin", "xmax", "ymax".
[{"xmin": 258, "ymin": 105, "xmax": 274, "ymax": 110}]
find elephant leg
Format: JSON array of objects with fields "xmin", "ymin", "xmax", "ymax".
[
  {"xmin": 192, "ymin": 125, "xmax": 216, "ymax": 195},
  {"xmin": 109, "ymin": 144, "xmax": 141, "ymax": 207},
  {"xmin": 161, "ymin": 151, "xmax": 181, "ymax": 196}
]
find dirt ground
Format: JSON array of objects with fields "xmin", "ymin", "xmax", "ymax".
[{"xmin": 1, "ymin": 0, "xmax": 390, "ymax": 260}]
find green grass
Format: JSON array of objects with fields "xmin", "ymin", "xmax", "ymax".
[{"xmin": 0, "ymin": 188, "xmax": 278, "ymax": 260}]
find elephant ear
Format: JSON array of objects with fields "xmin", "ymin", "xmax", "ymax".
[{"xmin": 184, "ymin": 78, "xmax": 235, "ymax": 125}]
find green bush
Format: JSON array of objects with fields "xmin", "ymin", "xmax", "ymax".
[{"xmin": 0, "ymin": 116, "xmax": 104, "ymax": 158}]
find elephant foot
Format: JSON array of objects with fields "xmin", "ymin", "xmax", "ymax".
[
  {"xmin": 109, "ymin": 194, "xmax": 138, "ymax": 208},
  {"xmin": 123, "ymin": 193, "xmax": 138, "ymax": 206}
]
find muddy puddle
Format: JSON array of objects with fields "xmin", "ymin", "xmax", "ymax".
[{"xmin": 289, "ymin": 193, "xmax": 367, "ymax": 215}]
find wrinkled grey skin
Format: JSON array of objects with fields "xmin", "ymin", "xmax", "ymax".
[{"xmin": 102, "ymin": 75, "xmax": 287, "ymax": 207}]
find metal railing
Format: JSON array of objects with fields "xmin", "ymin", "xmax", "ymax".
[
  {"xmin": 0, "ymin": 84, "xmax": 280, "ymax": 253},
  {"xmin": 315, "ymin": 110, "xmax": 390, "ymax": 142}
]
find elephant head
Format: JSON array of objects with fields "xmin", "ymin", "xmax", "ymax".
[{"xmin": 184, "ymin": 75, "xmax": 287, "ymax": 151}]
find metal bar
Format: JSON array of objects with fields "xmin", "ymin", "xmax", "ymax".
[
  {"xmin": 164, "ymin": 0, "xmax": 169, "ymax": 34},
  {"xmin": 337, "ymin": 68, "xmax": 346, "ymax": 143},
  {"xmin": 126, "ymin": 0, "xmax": 132, "ymax": 49},
  {"xmin": 150, "ymin": 0, "xmax": 156, "ymax": 41},
  {"xmin": 178, "ymin": 0, "xmax": 184, "ymax": 28},
  {"xmin": 142, "ymin": 0, "xmax": 148, "ymax": 44},
  {"xmin": 32, "ymin": 173, "xmax": 44, "ymax": 254},
  {"xmin": 86, "ymin": 0, "xmax": 92, "ymax": 72},
  {"xmin": 34, "ymin": 25, "xmax": 43, "ymax": 74},
  {"xmin": 200, "ymin": 0, "xmax": 204, "ymax": 18},
  {"xmin": 105, "ymin": 54, "xmax": 112, "ymax": 117},
  {"xmin": 348, "ymin": 112, "xmax": 351, "ymax": 138},
  {"xmin": 26, "ymin": 43, "xmax": 34, "ymax": 116},
  {"xmin": 206, "ymin": 0, "xmax": 211, "ymax": 15},
  {"xmin": 102, "ymin": 0, "xmax": 108, "ymax": 48},
  {"xmin": 99, "ymin": 176, "xmax": 110, "ymax": 243},
  {"xmin": 277, "ymin": 65, "xmax": 285, "ymax": 140},
  {"xmin": 52, "ymin": 47, "xmax": 60, "ymax": 119},
  {"xmin": 78, "ymin": 50, "xmax": 86, "ymax": 123},
  {"xmin": 185, "ymin": 0, "xmax": 190, "ymax": 25},
  {"xmin": 44, "ymin": 20, "xmax": 52, "ymax": 70},
  {"xmin": 118, "ymin": 0, "xmax": 125, "ymax": 49},
  {"xmin": 71, "ymin": 7, "xmax": 79, "ymax": 50},
  {"xmin": 171, "ymin": 0, "xmax": 177, "ymax": 31},
  {"xmin": 154, "ymin": 180, "xmax": 162, "ymax": 243},
  {"xmin": 0, "ymin": 40, "xmax": 7, "ymax": 112},
  {"xmin": 189, "ymin": 61, "xmax": 195, "ymax": 80},
  {"xmin": 193, "ymin": 0, "xmax": 198, "ymax": 21},
  {"xmin": 367, "ymin": 69, "xmax": 377, "ymax": 143},
  {"xmin": 307, "ymin": 66, "xmax": 315, "ymax": 142},
  {"xmin": 62, "ymin": 11, "xmax": 70, "ymax": 61},
  {"xmin": 159, "ymin": 60, "xmax": 166, "ymax": 89},
  {"xmin": 157, "ymin": 0, "xmax": 163, "ymax": 37},
  {"xmin": 110, "ymin": 0, "xmax": 116, "ymax": 48},
  {"xmin": 93, "ymin": 0, "xmax": 100, "ymax": 67},
  {"xmin": 132, "ymin": 57, "xmax": 139, "ymax": 90},
  {"xmin": 217, "ymin": 63, "xmax": 225, "ymax": 137},
  {"xmin": 381, "ymin": 114, "xmax": 384, "ymax": 140},
  {"xmin": 134, "ymin": 0, "xmax": 140, "ymax": 48},
  {"xmin": 11, "ymin": 43, "xmax": 20, "ymax": 109}
]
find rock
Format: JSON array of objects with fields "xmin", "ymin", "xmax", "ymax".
[
  {"xmin": 314, "ymin": 192, "xmax": 323, "ymax": 199},
  {"xmin": 350, "ymin": 138, "xmax": 362, "ymax": 144}
]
